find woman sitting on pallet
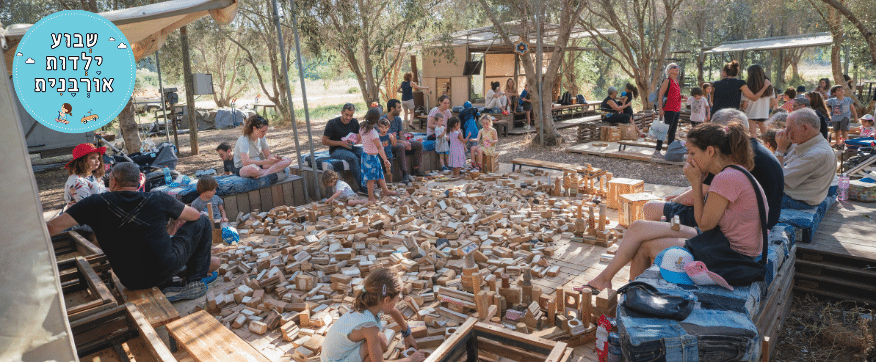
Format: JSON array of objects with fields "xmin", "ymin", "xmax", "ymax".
[
  {"xmin": 233, "ymin": 115, "xmax": 292, "ymax": 179},
  {"xmin": 601, "ymin": 86, "xmax": 644, "ymax": 138},
  {"xmin": 582, "ymin": 123, "xmax": 768, "ymax": 292}
]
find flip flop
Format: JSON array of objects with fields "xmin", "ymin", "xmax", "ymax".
[{"xmin": 573, "ymin": 283, "xmax": 602, "ymax": 293}]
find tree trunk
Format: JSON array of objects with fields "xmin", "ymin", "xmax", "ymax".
[
  {"xmin": 118, "ymin": 98, "xmax": 141, "ymax": 154},
  {"xmin": 181, "ymin": 26, "xmax": 199, "ymax": 155}
]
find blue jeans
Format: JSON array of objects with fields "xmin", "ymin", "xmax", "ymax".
[
  {"xmin": 330, "ymin": 146, "xmax": 364, "ymax": 188},
  {"xmin": 781, "ymin": 194, "xmax": 813, "ymax": 210}
]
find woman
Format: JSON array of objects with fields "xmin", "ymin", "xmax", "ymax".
[
  {"xmin": 426, "ymin": 95, "xmax": 452, "ymax": 140},
  {"xmin": 64, "ymin": 143, "xmax": 107, "ymax": 210},
  {"xmin": 234, "ymin": 115, "xmax": 292, "ymax": 178},
  {"xmin": 741, "ymin": 64, "xmax": 775, "ymax": 137},
  {"xmin": 583, "ymin": 123, "xmax": 767, "ymax": 291},
  {"xmin": 654, "ymin": 63, "xmax": 683, "ymax": 158},
  {"xmin": 601, "ymin": 86, "xmax": 642, "ymax": 136},
  {"xmin": 485, "ymin": 81, "xmax": 507, "ymax": 113},
  {"xmin": 806, "ymin": 91, "xmax": 831, "ymax": 140},
  {"xmin": 710, "ymin": 60, "xmax": 773, "ymax": 116},
  {"xmin": 817, "ymin": 78, "xmax": 831, "ymax": 100},
  {"xmin": 398, "ymin": 72, "xmax": 428, "ymax": 130},
  {"xmin": 504, "ymin": 78, "xmax": 518, "ymax": 113}
]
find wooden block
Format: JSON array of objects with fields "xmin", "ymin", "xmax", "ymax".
[
  {"xmin": 414, "ymin": 335, "xmax": 445, "ymax": 349},
  {"xmin": 303, "ymin": 334, "xmax": 324, "ymax": 353},
  {"xmin": 282, "ymin": 321, "xmax": 300, "ymax": 341},
  {"xmin": 618, "ymin": 192, "xmax": 661, "ymax": 227},
  {"xmin": 249, "ymin": 320, "xmax": 268, "ymax": 334}
]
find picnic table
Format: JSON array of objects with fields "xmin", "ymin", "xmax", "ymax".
[{"xmin": 551, "ymin": 103, "xmax": 600, "ymax": 120}]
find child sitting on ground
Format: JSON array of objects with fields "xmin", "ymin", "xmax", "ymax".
[
  {"xmin": 322, "ymin": 267, "xmax": 424, "ymax": 362},
  {"xmin": 475, "ymin": 116, "xmax": 499, "ymax": 172},
  {"xmin": 216, "ymin": 142, "xmax": 238, "ymax": 176},
  {"xmin": 447, "ymin": 117, "xmax": 470, "ymax": 177},
  {"xmin": 323, "ymin": 170, "xmax": 368, "ymax": 206},
  {"xmin": 434, "ymin": 113, "xmax": 450, "ymax": 171},
  {"xmin": 191, "ymin": 176, "xmax": 228, "ymax": 224},
  {"xmin": 687, "ymin": 87, "xmax": 710, "ymax": 124},
  {"xmin": 360, "ymin": 108, "xmax": 398, "ymax": 202},
  {"xmin": 860, "ymin": 115, "xmax": 875, "ymax": 137},
  {"xmin": 378, "ymin": 118, "xmax": 397, "ymax": 183}
]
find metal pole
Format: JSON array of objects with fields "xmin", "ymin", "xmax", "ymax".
[
  {"xmin": 154, "ymin": 52, "xmax": 170, "ymax": 144},
  {"xmin": 269, "ymin": 0, "xmax": 313, "ymax": 200},
  {"xmin": 289, "ymin": 0, "xmax": 321, "ymax": 200},
  {"xmin": 536, "ymin": 0, "xmax": 544, "ymax": 146}
]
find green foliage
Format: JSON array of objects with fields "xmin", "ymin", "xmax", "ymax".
[{"xmin": 347, "ymin": 87, "xmax": 359, "ymax": 94}]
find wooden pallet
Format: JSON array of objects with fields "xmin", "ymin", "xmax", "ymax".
[
  {"xmin": 73, "ymin": 303, "xmax": 176, "ymax": 362},
  {"xmin": 221, "ymin": 175, "xmax": 307, "ymax": 218},
  {"xmin": 425, "ymin": 318, "xmax": 573, "ymax": 362},
  {"xmin": 511, "ymin": 158, "xmax": 604, "ymax": 177},
  {"xmin": 62, "ymin": 256, "xmax": 119, "ymax": 322},
  {"xmin": 755, "ymin": 247, "xmax": 796, "ymax": 362},
  {"xmin": 577, "ymin": 122, "xmax": 613, "ymax": 143},
  {"xmin": 166, "ymin": 310, "xmax": 271, "ymax": 362},
  {"xmin": 52, "ymin": 230, "xmax": 103, "ymax": 261},
  {"xmin": 112, "ymin": 273, "xmax": 180, "ymax": 328}
]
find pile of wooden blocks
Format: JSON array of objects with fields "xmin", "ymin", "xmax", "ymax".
[
  {"xmin": 200, "ymin": 172, "xmax": 639, "ymax": 360},
  {"xmin": 577, "ymin": 122, "xmax": 611, "ymax": 143}
]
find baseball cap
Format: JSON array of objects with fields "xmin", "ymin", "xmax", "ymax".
[
  {"xmin": 684, "ymin": 261, "xmax": 733, "ymax": 290},
  {"xmin": 654, "ymin": 246, "xmax": 695, "ymax": 285}
]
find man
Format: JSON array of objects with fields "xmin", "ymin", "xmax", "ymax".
[
  {"xmin": 382, "ymin": 99, "xmax": 426, "ymax": 184},
  {"xmin": 792, "ymin": 96, "xmax": 829, "ymax": 140},
  {"xmin": 322, "ymin": 103, "xmax": 364, "ymax": 189},
  {"xmin": 646, "ymin": 109, "xmax": 784, "ymax": 228},
  {"xmin": 216, "ymin": 142, "xmax": 238, "ymax": 175},
  {"xmin": 46, "ymin": 162, "xmax": 220, "ymax": 301},
  {"xmin": 775, "ymin": 108, "xmax": 836, "ymax": 209}
]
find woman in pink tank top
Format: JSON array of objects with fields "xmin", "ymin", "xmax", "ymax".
[{"xmin": 654, "ymin": 63, "xmax": 682, "ymax": 157}]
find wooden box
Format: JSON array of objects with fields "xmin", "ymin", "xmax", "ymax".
[
  {"xmin": 600, "ymin": 126, "xmax": 621, "ymax": 142},
  {"xmin": 607, "ymin": 178, "xmax": 645, "ymax": 209},
  {"xmin": 72, "ymin": 303, "xmax": 176, "ymax": 361},
  {"xmin": 61, "ymin": 256, "xmax": 118, "ymax": 322},
  {"xmin": 424, "ymin": 318, "xmax": 573, "ymax": 362},
  {"xmin": 618, "ymin": 193, "xmax": 661, "ymax": 227},
  {"xmin": 483, "ymin": 154, "xmax": 499, "ymax": 174},
  {"xmin": 52, "ymin": 230, "xmax": 102, "ymax": 262},
  {"xmin": 620, "ymin": 124, "xmax": 638, "ymax": 140}
]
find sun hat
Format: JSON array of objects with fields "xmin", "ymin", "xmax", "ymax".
[
  {"xmin": 684, "ymin": 261, "xmax": 734, "ymax": 291},
  {"xmin": 65, "ymin": 143, "xmax": 107, "ymax": 169},
  {"xmin": 653, "ymin": 246, "xmax": 695, "ymax": 285}
]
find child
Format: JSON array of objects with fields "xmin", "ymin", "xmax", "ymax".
[
  {"xmin": 860, "ymin": 115, "xmax": 875, "ymax": 137},
  {"xmin": 360, "ymin": 108, "xmax": 398, "ymax": 202},
  {"xmin": 687, "ymin": 87, "xmax": 709, "ymax": 124},
  {"xmin": 475, "ymin": 116, "xmax": 499, "ymax": 171},
  {"xmin": 216, "ymin": 142, "xmax": 238, "ymax": 175},
  {"xmin": 701, "ymin": 82, "xmax": 713, "ymax": 108},
  {"xmin": 780, "ymin": 87, "xmax": 797, "ymax": 112},
  {"xmin": 447, "ymin": 117, "xmax": 469, "ymax": 177},
  {"xmin": 323, "ymin": 170, "xmax": 368, "ymax": 206},
  {"xmin": 322, "ymin": 268, "xmax": 424, "ymax": 362},
  {"xmin": 433, "ymin": 113, "xmax": 450, "ymax": 171},
  {"xmin": 762, "ymin": 129, "xmax": 779, "ymax": 153},
  {"xmin": 57, "ymin": 103, "xmax": 72, "ymax": 124},
  {"xmin": 377, "ymin": 118, "xmax": 397, "ymax": 182},
  {"xmin": 191, "ymin": 176, "xmax": 228, "ymax": 223},
  {"xmin": 827, "ymin": 85, "xmax": 858, "ymax": 145}
]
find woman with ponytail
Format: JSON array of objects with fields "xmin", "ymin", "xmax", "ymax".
[
  {"xmin": 582, "ymin": 123, "xmax": 768, "ymax": 291},
  {"xmin": 711, "ymin": 60, "xmax": 773, "ymax": 116},
  {"xmin": 323, "ymin": 268, "xmax": 423, "ymax": 362}
]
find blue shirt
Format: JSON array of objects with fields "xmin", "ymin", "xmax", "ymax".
[
  {"xmin": 520, "ymin": 90, "xmax": 530, "ymax": 105},
  {"xmin": 379, "ymin": 133, "xmax": 393, "ymax": 158},
  {"xmin": 400, "ymin": 81, "xmax": 413, "ymax": 101}
]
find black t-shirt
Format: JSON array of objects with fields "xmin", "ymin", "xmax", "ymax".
[
  {"xmin": 323, "ymin": 116, "xmax": 360, "ymax": 154},
  {"xmin": 223, "ymin": 159, "xmax": 239, "ymax": 175},
  {"xmin": 702, "ymin": 138, "xmax": 784, "ymax": 228},
  {"xmin": 711, "ymin": 78, "xmax": 747, "ymax": 115},
  {"xmin": 815, "ymin": 110, "xmax": 830, "ymax": 139},
  {"xmin": 66, "ymin": 191, "xmax": 186, "ymax": 288}
]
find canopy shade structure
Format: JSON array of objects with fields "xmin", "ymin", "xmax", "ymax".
[
  {"xmin": 703, "ymin": 32, "xmax": 833, "ymax": 54},
  {"xmin": 407, "ymin": 20, "xmax": 616, "ymax": 52},
  {"xmin": 3, "ymin": 0, "xmax": 238, "ymax": 70}
]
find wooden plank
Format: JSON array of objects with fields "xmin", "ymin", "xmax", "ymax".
[
  {"xmin": 473, "ymin": 321, "xmax": 557, "ymax": 351},
  {"xmin": 794, "ymin": 273, "xmax": 876, "ymax": 293},
  {"xmin": 292, "ymin": 177, "xmax": 306, "ymax": 205},
  {"xmin": 224, "ymin": 195, "xmax": 238, "ymax": 220},
  {"xmin": 124, "ymin": 303, "xmax": 177, "ymax": 362},
  {"xmin": 236, "ymin": 192, "xmax": 250, "ymax": 214},
  {"xmin": 282, "ymin": 179, "xmax": 294, "ymax": 207},
  {"xmin": 166, "ymin": 310, "xmax": 271, "ymax": 362},
  {"xmin": 271, "ymin": 184, "xmax": 284, "ymax": 208},
  {"xmin": 795, "ymin": 259, "xmax": 876, "ymax": 279},
  {"xmin": 114, "ymin": 273, "xmax": 180, "ymax": 328},
  {"xmin": 260, "ymin": 186, "xmax": 273, "ymax": 211},
  {"xmin": 423, "ymin": 318, "xmax": 477, "ymax": 362},
  {"xmin": 248, "ymin": 190, "xmax": 260, "ymax": 212},
  {"xmin": 794, "ymin": 285, "xmax": 876, "ymax": 305},
  {"xmin": 76, "ymin": 257, "xmax": 115, "ymax": 305},
  {"xmin": 70, "ymin": 231, "xmax": 103, "ymax": 255},
  {"xmin": 478, "ymin": 339, "xmax": 547, "ymax": 362}
]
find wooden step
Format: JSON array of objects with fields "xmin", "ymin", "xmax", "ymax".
[
  {"xmin": 795, "ymin": 259, "xmax": 876, "ymax": 279},
  {"xmin": 793, "ymin": 285, "xmax": 876, "ymax": 306},
  {"xmin": 794, "ymin": 273, "xmax": 876, "ymax": 293}
]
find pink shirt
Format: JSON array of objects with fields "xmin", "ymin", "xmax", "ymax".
[
  {"xmin": 708, "ymin": 167, "xmax": 768, "ymax": 257},
  {"xmin": 361, "ymin": 129, "xmax": 380, "ymax": 155},
  {"xmin": 427, "ymin": 107, "xmax": 452, "ymax": 136}
]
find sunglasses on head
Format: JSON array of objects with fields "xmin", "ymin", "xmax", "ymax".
[{"xmin": 255, "ymin": 116, "xmax": 268, "ymax": 126}]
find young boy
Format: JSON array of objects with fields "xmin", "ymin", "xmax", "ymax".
[
  {"xmin": 827, "ymin": 85, "xmax": 858, "ymax": 145},
  {"xmin": 191, "ymin": 176, "xmax": 228, "ymax": 223},
  {"xmin": 322, "ymin": 170, "xmax": 368, "ymax": 206},
  {"xmin": 216, "ymin": 142, "xmax": 238, "ymax": 176},
  {"xmin": 687, "ymin": 87, "xmax": 710, "ymax": 123},
  {"xmin": 377, "ymin": 118, "xmax": 397, "ymax": 182}
]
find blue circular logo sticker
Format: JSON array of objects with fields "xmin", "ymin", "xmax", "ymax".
[{"xmin": 12, "ymin": 10, "xmax": 136, "ymax": 133}]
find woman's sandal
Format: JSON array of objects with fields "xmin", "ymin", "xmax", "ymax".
[{"xmin": 573, "ymin": 283, "xmax": 603, "ymax": 293}]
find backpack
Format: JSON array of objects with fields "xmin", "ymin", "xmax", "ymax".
[
  {"xmin": 648, "ymin": 78, "xmax": 669, "ymax": 108},
  {"xmin": 577, "ymin": 94, "xmax": 587, "ymax": 104},
  {"xmin": 558, "ymin": 91, "xmax": 572, "ymax": 105}
]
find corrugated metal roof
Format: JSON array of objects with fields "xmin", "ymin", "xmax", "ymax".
[{"xmin": 703, "ymin": 33, "xmax": 833, "ymax": 54}]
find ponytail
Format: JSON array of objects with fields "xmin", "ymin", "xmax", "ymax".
[
  {"xmin": 353, "ymin": 267, "xmax": 401, "ymax": 312},
  {"xmin": 688, "ymin": 123, "xmax": 753, "ymax": 170}
]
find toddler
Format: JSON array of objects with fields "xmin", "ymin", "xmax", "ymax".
[
  {"xmin": 323, "ymin": 170, "xmax": 368, "ymax": 206},
  {"xmin": 360, "ymin": 108, "xmax": 398, "ymax": 202},
  {"xmin": 377, "ymin": 118, "xmax": 397, "ymax": 183},
  {"xmin": 191, "ymin": 176, "xmax": 228, "ymax": 223},
  {"xmin": 447, "ymin": 117, "xmax": 469, "ymax": 177},
  {"xmin": 687, "ymin": 87, "xmax": 709, "ymax": 124},
  {"xmin": 827, "ymin": 85, "xmax": 858, "ymax": 145},
  {"xmin": 475, "ymin": 116, "xmax": 499, "ymax": 172},
  {"xmin": 433, "ymin": 113, "xmax": 450, "ymax": 171},
  {"xmin": 860, "ymin": 115, "xmax": 875, "ymax": 137},
  {"xmin": 215, "ymin": 142, "xmax": 238, "ymax": 175}
]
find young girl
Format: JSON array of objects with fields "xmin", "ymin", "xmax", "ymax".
[
  {"xmin": 360, "ymin": 108, "xmax": 398, "ymax": 202},
  {"xmin": 57, "ymin": 103, "xmax": 73, "ymax": 124},
  {"xmin": 620, "ymin": 83, "xmax": 639, "ymax": 116},
  {"xmin": 378, "ymin": 118, "xmax": 397, "ymax": 182},
  {"xmin": 701, "ymin": 83, "xmax": 713, "ymax": 109},
  {"xmin": 323, "ymin": 170, "xmax": 369, "ymax": 206},
  {"xmin": 433, "ymin": 113, "xmax": 450, "ymax": 171},
  {"xmin": 474, "ymin": 116, "xmax": 499, "ymax": 171},
  {"xmin": 321, "ymin": 268, "xmax": 423, "ymax": 362},
  {"xmin": 741, "ymin": 65, "xmax": 774, "ymax": 137},
  {"xmin": 780, "ymin": 88, "xmax": 797, "ymax": 112},
  {"xmin": 860, "ymin": 116, "xmax": 876, "ymax": 137},
  {"xmin": 191, "ymin": 176, "xmax": 228, "ymax": 223},
  {"xmin": 64, "ymin": 143, "xmax": 107, "ymax": 210},
  {"xmin": 447, "ymin": 117, "xmax": 469, "ymax": 176}
]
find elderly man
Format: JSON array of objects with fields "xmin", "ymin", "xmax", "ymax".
[
  {"xmin": 46, "ymin": 162, "xmax": 220, "ymax": 301},
  {"xmin": 322, "ymin": 103, "xmax": 364, "ymax": 189},
  {"xmin": 792, "ymin": 96, "xmax": 829, "ymax": 139},
  {"xmin": 645, "ymin": 109, "xmax": 784, "ymax": 228},
  {"xmin": 775, "ymin": 108, "xmax": 836, "ymax": 209},
  {"xmin": 382, "ymin": 99, "xmax": 426, "ymax": 184}
]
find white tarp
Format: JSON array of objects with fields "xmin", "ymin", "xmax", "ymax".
[{"xmin": 703, "ymin": 33, "xmax": 833, "ymax": 54}]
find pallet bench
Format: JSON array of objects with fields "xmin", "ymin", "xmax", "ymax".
[
  {"xmin": 777, "ymin": 190, "xmax": 837, "ymax": 244},
  {"xmin": 551, "ymin": 103, "xmax": 600, "ymax": 121},
  {"xmin": 73, "ymin": 303, "xmax": 176, "ymax": 362},
  {"xmin": 111, "ymin": 273, "xmax": 181, "ymax": 329},
  {"xmin": 510, "ymin": 158, "xmax": 604, "ymax": 177},
  {"xmin": 166, "ymin": 310, "xmax": 271, "ymax": 362},
  {"xmin": 220, "ymin": 175, "xmax": 307, "ymax": 218}
]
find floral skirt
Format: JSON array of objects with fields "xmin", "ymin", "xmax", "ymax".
[{"xmin": 360, "ymin": 153, "xmax": 384, "ymax": 182}]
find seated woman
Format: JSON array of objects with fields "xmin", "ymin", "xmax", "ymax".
[
  {"xmin": 584, "ymin": 123, "xmax": 766, "ymax": 291},
  {"xmin": 485, "ymin": 81, "xmax": 508, "ymax": 113},
  {"xmin": 601, "ymin": 87, "xmax": 643, "ymax": 137},
  {"xmin": 234, "ymin": 115, "xmax": 292, "ymax": 178},
  {"xmin": 64, "ymin": 143, "xmax": 108, "ymax": 210}
]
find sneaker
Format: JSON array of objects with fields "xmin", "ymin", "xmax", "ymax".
[
  {"xmin": 441, "ymin": 166, "xmax": 450, "ymax": 171},
  {"xmin": 162, "ymin": 280, "xmax": 208, "ymax": 302},
  {"xmin": 651, "ymin": 150, "xmax": 664, "ymax": 159},
  {"xmin": 202, "ymin": 271, "xmax": 219, "ymax": 287},
  {"xmin": 412, "ymin": 169, "xmax": 427, "ymax": 177}
]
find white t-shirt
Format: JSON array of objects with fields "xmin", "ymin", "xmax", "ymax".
[
  {"xmin": 744, "ymin": 94, "xmax": 772, "ymax": 120},
  {"xmin": 234, "ymin": 135, "xmax": 269, "ymax": 169},
  {"xmin": 687, "ymin": 96, "xmax": 709, "ymax": 123},
  {"xmin": 335, "ymin": 181, "xmax": 356, "ymax": 199},
  {"xmin": 64, "ymin": 174, "xmax": 107, "ymax": 208}
]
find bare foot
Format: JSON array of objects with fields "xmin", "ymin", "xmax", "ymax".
[{"xmin": 383, "ymin": 190, "xmax": 398, "ymax": 196}]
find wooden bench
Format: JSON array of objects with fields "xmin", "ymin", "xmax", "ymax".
[
  {"xmin": 166, "ymin": 310, "xmax": 271, "ymax": 362},
  {"xmin": 112, "ymin": 273, "xmax": 181, "ymax": 329},
  {"xmin": 552, "ymin": 103, "xmax": 599, "ymax": 120},
  {"xmin": 617, "ymin": 140, "xmax": 658, "ymax": 151},
  {"xmin": 511, "ymin": 158, "xmax": 604, "ymax": 177},
  {"xmin": 220, "ymin": 175, "xmax": 307, "ymax": 218},
  {"xmin": 72, "ymin": 303, "xmax": 177, "ymax": 361}
]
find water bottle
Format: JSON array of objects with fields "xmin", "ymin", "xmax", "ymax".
[
  {"xmin": 163, "ymin": 167, "xmax": 172, "ymax": 185},
  {"xmin": 838, "ymin": 173, "xmax": 849, "ymax": 201}
]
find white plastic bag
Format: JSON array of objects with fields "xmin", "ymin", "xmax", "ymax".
[{"xmin": 648, "ymin": 117, "xmax": 669, "ymax": 142}]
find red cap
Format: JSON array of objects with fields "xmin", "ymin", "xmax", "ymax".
[{"xmin": 65, "ymin": 143, "xmax": 106, "ymax": 169}]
